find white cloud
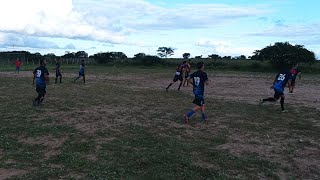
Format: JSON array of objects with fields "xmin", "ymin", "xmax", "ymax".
[
  {"xmin": 196, "ymin": 39, "xmax": 254, "ymax": 56},
  {"xmin": 0, "ymin": 33, "xmax": 59, "ymax": 49},
  {"xmin": 0, "ymin": 0, "xmax": 126, "ymax": 44},
  {"xmin": 249, "ymin": 23, "xmax": 320, "ymax": 37}
]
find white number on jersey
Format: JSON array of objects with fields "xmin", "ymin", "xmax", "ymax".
[
  {"xmin": 36, "ymin": 70, "xmax": 42, "ymax": 78},
  {"xmin": 175, "ymin": 72, "xmax": 181, "ymax": 75},
  {"xmin": 194, "ymin": 77, "xmax": 200, "ymax": 86},
  {"xmin": 277, "ymin": 74, "xmax": 286, "ymax": 81}
]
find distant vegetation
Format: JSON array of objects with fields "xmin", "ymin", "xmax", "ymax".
[{"xmin": 0, "ymin": 42, "xmax": 318, "ymax": 73}]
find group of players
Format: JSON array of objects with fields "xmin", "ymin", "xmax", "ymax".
[
  {"xmin": 30, "ymin": 58, "xmax": 301, "ymax": 123},
  {"xmin": 165, "ymin": 60, "xmax": 301, "ymax": 123},
  {"xmin": 31, "ymin": 59, "xmax": 86, "ymax": 106}
]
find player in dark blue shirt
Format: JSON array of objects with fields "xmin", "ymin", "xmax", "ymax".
[
  {"xmin": 260, "ymin": 68, "xmax": 292, "ymax": 112},
  {"xmin": 74, "ymin": 60, "xmax": 85, "ymax": 83},
  {"xmin": 184, "ymin": 62, "xmax": 209, "ymax": 123},
  {"xmin": 32, "ymin": 60, "xmax": 49, "ymax": 106},
  {"xmin": 55, "ymin": 58, "xmax": 62, "ymax": 84},
  {"xmin": 166, "ymin": 61, "xmax": 187, "ymax": 92}
]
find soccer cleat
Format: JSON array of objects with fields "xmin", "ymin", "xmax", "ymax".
[
  {"xmin": 183, "ymin": 114, "xmax": 189, "ymax": 124},
  {"xmin": 259, "ymin": 99, "xmax": 264, "ymax": 104},
  {"xmin": 32, "ymin": 99, "xmax": 39, "ymax": 106},
  {"xmin": 281, "ymin": 110, "xmax": 288, "ymax": 113}
]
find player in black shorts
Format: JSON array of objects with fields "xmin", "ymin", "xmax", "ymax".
[
  {"xmin": 32, "ymin": 60, "xmax": 49, "ymax": 106},
  {"xmin": 166, "ymin": 61, "xmax": 187, "ymax": 92},
  {"xmin": 55, "ymin": 58, "xmax": 62, "ymax": 84},
  {"xmin": 183, "ymin": 62, "xmax": 209, "ymax": 123},
  {"xmin": 260, "ymin": 67, "xmax": 292, "ymax": 112},
  {"xmin": 74, "ymin": 60, "xmax": 85, "ymax": 84}
]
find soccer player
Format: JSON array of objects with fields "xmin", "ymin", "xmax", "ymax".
[
  {"xmin": 32, "ymin": 60, "xmax": 49, "ymax": 106},
  {"xmin": 183, "ymin": 60, "xmax": 192, "ymax": 87},
  {"xmin": 289, "ymin": 63, "xmax": 301, "ymax": 94},
  {"xmin": 74, "ymin": 60, "xmax": 85, "ymax": 84},
  {"xmin": 55, "ymin": 58, "xmax": 62, "ymax": 84},
  {"xmin": 166, "ymin": 61, "xmax": 187, "ymax": 92},
  {"xmin": 14, "ymin": 58, "xmax": 22, "ymax": 73},
  {"xmin": 260, "ymin": 66, "xmax": 292, "ymax": 112},
  {"xmin": 183, "ymin": 62, "xmax": 209, "ymax": 123}
]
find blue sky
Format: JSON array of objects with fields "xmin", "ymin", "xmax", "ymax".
[{"xmin": 0, "ymin": 0, "xmax": 319, "ymax": 59}]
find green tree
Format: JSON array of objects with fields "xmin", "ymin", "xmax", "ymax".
[
  {"xmin": 75, "ymin": 51, "xmax": 88, "ymax": 58},
  {"xmin": 251, "ymin": 42, "xmax": 316, "ymax": 68},
  {"xmin": 157, "ymin": 47, "xmax": 174, "ymax": 58},
  {"xmin": 133, "ymin": 53, "xmax": 146, "ymax": 59},
  {"xmin": 208, "ymin": 54, "xmax": 221, "ymax": 60},
  {"xmin": 182, "ymin": 53, "xmax": 190, "ymax": 59}
]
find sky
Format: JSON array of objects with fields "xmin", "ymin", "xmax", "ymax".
[{"xmin": 0, "ymin": 0, "xmax": 319, "ymax": 59}]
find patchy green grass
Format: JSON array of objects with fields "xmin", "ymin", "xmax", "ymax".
[{"xmin": 0, "ymin": 68, "xmax": 319, "ymax": 179}]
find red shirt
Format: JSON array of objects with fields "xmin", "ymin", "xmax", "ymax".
[{"xmin": 15, "ymin": 60, "xmax": 22, "ymax": 67}]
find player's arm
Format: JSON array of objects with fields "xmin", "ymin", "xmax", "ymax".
[
  {"xmin": 187, "ymin": 76, "xmax": 194, "ymax": 86},
  {"xmin": 271, "ymin": 75, "xmax": 278, "ymax": 88},
  {"xmin": 297, "ymin": 72, "xmax": 302, "ymax": 80},
  {"xmin": 44, "ymin": 70, "xmax": 50, "ymax": 83},
  {"xmin": 32, "ymin": 72, "xmax": 36, "ymax": 86}
]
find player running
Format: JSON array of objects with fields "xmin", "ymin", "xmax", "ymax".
[
  {"xmin": 183, "ymin": 60, "xmax": 192, "ymax": 87},
  {"xmin": 32, "ymin": 60, "xmax": 49, "ymax": 106},
  {"xmin": 74, "ymin": 60, "xmax": 85, "ymax": 84},
  {"xmin": 289, "ymin": 63, "xmax": 301, "ymax": 94},
  {"xmin": 260, "ymin": 67, "xmax": 292, "ymax": 112},
  {"xmin": 55, "ymin": 58, "xmax": 62, "ymax": 84},
  {"xmin": 183, "ymin": 62, "xmax": 209, "ymax": 123},
  {"xmin": 166, "ymin": 61, "xmax": 187, "ymax": 92}
]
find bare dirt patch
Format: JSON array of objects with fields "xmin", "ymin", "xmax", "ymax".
[{"xmin": 0, "ymin": 168, "xmax": 28, "ymax": 179}]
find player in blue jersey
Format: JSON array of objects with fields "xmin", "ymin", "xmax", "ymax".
[
  {"xmin": 32, "ymin": 60, "xmax": 49, "ymax": 106},
  {"xmin": 183, "ymin": 62, "xmax": 209, "ymax": 123},
  {"xmin": 260, "ymin": 68, "xmax": 292, "ymax": 112},
  {"xmin": 166, "ymin": 61, "xmax": 187, "ymax": 92},
  {"xmin": 74, "ymin": 60, "xmax": 85, "ymax": 83},
  {"xmin": 55, "ymin": 58, "xmax": 62, "ymax": 84}
]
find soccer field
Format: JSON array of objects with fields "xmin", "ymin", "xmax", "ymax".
[{"xmin": 0, "ymin": 66, "xmax": 319, "ymax": 179}]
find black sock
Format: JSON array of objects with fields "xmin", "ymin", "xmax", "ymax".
[
  {"xmin": 35, "ymin": 94, "xmax": 42, "ymax": 103},
  {"xmin": 263, "ymin": 97, "xmax": 276, "ymax": 102},
  {"xmin": 280, "ymin": 97, "xmax": 285, "ymax": 111},
  {"xmin": 166, "ymin": 83, "xmax": 173, "ymax": 89},
  {"xmin": 60, "ymin": 78, "xmax": 62, "ymax": 83},
  {"xmin": 177, "ymin": 82, "xmax": 182, "ymax": 90},
  {"xmin": 55, "ymin": 78, "xmax": 57, "ymax": 83}
]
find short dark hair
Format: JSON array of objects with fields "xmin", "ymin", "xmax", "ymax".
[
  {"xmin": 197, "ymin": 62, "xmax": 204, "ymax": 69},
  {"xmin": 40, "ymin": 59, "xmax": 45, "ymax": 65}
]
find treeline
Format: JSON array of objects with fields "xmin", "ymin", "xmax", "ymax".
[{"xmin": 0, "ymin": 42, "xmax": 317, "ymax": 69}]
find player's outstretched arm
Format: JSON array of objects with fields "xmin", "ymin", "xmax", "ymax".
[
  {"xmin": 298, "ymin": 72, "xmax": 302, "ymax": 80},
  {"xmin": 44, "ymin": 73, "xmax": 49, "ymax": 84},
  {"xmin": 187, "ymin": 77, "xmax": 194, "ymax": 86},
  {"xmin": 32, "ymin": 73, "xmax": 36, "ymax": 86}
]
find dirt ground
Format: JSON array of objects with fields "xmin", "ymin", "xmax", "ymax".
[{"xmin": 0, "ymin": 70, "xmax": 319, "ymax": 179}]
